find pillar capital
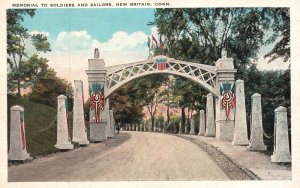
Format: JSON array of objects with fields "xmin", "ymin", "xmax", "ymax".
[
  {"xmin": 215, "ymin": 58, "xmax": 237, "ymax": 82},
  {"xmin": 275, "ymin": 106, "xmax": 287, "ymax": 112},
  {"xmin": 10, "ymin": 105, "xmax": 23, "ymax": 111},
  {"xmin": 57, "ymin": 94, "xmax": 67, "ymax": 99}
]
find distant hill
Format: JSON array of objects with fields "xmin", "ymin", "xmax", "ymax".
[{"xmin": 7, "ymin": 95, "xmax": 60, "ymax": 157}]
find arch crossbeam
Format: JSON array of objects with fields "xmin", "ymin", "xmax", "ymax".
[{"xmin": 105, "ymin": 56, "xmax": 218, "ymax": 97}]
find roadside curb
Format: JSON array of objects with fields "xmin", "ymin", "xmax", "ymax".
[{"xmin": 174, "ymin": 134, "xmax": 262, "ymax": 180}]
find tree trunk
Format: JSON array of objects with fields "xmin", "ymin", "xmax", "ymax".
[
  {"xmin": 17, "ymin": 77, "xmax": 21, "ymax": 97},
  {"xmin": 151, "ymin": 115, "xmax": 155, "ymax": 131},
  {"xmin": 187, "ymin": 107, "xmax": 190, "ymax": 124},
  {"xmin": 181, "ymin": 107, "xmax": 185, "ymax": 126}
]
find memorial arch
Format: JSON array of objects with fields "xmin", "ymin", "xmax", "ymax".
[
  {"xmin": 86, "ymin": 49, "xmax": 238, "ymax": 142},
  {"xmin": 105, "ymin": 55, "xmax": 218, "ymax": 98}
]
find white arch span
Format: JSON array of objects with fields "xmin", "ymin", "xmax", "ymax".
[{"xmin": 105, "ymin": 55, "xmax": 218, "ymax": 97}]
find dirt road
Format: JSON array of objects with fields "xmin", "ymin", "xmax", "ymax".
[{"xmin": 8, "ymin": 132, "xmax": 229, "ymax": 181}]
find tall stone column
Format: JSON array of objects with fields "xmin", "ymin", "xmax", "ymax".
[
  {"xmin": 8, "ymin": 105, "xmax": 31, "ymax": 161},
  {"xmin": 86, "ymin": 49, "xmax": 107, "ymax": 142},
  {"xmin": 198, "ymin": 110, "xmax": 205, "ymax": 136},
  {"xmin": 232, "ymin": 80, "xmax": 249, "ymax": 145},
  {"xmin": 105, "ymin": 98, "xmax": 113, "ymax": 138},
  {"xmin": 190, "ymin": 117, "xmax": 196, "ymax": 135},
  {"xmin": 158, "ymin": 122, "xmax": 161, "ymax": 132},
  {"xmin": 184, "ymin": 121, "xmax": 189, "ymax": 134},
  {"xmin": 154, "ymin": 121, "xmax": 157, "ymax": 132},
  {"xmin": 72, "ymin": 80, "xmax": 89, "ymax": 145},
  {"xmin": 110, "ymin": 110, "xmax": 115, "ymax": 136},
  {"xmin": 205, "ymin": 93, "xmax": 215, "ymax": 137},
  {"xmin": 173, "ymin": 123, "xmax": 177, "ymax": 134},
  {"xmin": 179, "ymin": 122, "xmax": 182, "ymax": 134},
  {"xmin": 271, "ymin": 106, "xmax": 291, "ymax": 162},
  {"xmin": 55, "ymin": 95, "xmax": 73, "ymax": 150},
  {"xmin": 215, "ymin": 56, "xmax": 237, "ymax": 141},
  {"xmin": 247, "ymin": 93, "xmax": 267, "ymax": 151}
]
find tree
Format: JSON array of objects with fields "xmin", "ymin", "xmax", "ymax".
[
  {"xmin": 159, "ymin": 76, "xmax": 175, "ymax": 125},
  {"xmin": 7, "ymin": 9, "xmax": 51, "ymax": 96},
  {"xmin": 26, "ymin": 75, "xmax": 73, "ymax": 108},
  {"xmin": 111, "ymin": 92, "xmax": 144, "ymax": 126},
  {"xmin": 153, "ymin": 8, "xmax": 285, "ymax": 78},
  {"xmin": 264, "ymin": 8, "xmax": 290, "ymax": 62},
  {"xmin": 110, "ymin": 74, "xmax": 167, "ymax": 130},
  {"xmin": 171, "ymin": 77, "xmax": 207, "ymax": 125}
]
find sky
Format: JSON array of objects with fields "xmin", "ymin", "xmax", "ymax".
[
  {"xmin": 21, "ymin": 8, "xmax": 289, "ymax": 97},
  {"xmin": 22, "ymin": 8, "xmax": 158, "ymax": 97}
]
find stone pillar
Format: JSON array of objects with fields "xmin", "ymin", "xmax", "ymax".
[
  {"xmin": 247, "ymin": 93, "xmax": 267, "ymax": 151},
  {"xmin": 163, "ymin": 121, "xmax": 166, "ymax": 133},
  {"xmin": 271, "ymin": 106, "xmax": 291, "ymax": 162},
  {"xmin": 86, "ymin": 49, "xmax": 107, "ymax": 142},
  {"xmin": 154, "ymin": 121, "xmax": 157, "ymax": 132},
  {"xmin": 179, "ymin": 122, "xmax": 182, "ymax": 134},
  {"xmin": 105, "ymin": 99, "xmax": 113, "ymax": 138},
  {"xmin": 232, "ymin": 80, "xmax": 249, "ymax": 145},
  {"xmin": 173, "ymin": 123, "xmax": 177, "ymax": 134},
  {"xmin": 158, "ymin": 122, "xmax": 161, "ymax": 132},
  {"xmin": 205, "ymin": 93, "xmax": 215, "ymax": 137},
  {"xmin": 129, "ymin": 124, "xmax": 132, "ymax": 131},
  {"xmin": 198, "ymin": 110, "xmax": 205, "ymax": 136},
  {"xmin": 184, "ymin": 122, "xmax": 189, "ymax": 134},
  {"xmin": 215, "ymin": 57, "xmax": 237, "ymax": 141},
  {"xmin": 8, "ymin": 105, "xmax": 31, "ymax": 161},
  {"xmin": 72, "ymin": 80, "xmax": 89, "ymax": 145},
  {"xmin": 109, "ymin": 110, "xmax": 115, "ymax": 136},
  {"xmin": 55, "ymin": 95, "xmax": 73, "ymax": 150},
  {"xmin": 190, "ymin": 117, "xmax": 196, "ymax": 135}
]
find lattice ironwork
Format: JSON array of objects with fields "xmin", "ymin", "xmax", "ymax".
[{"xmin": 105, "ymin": 56, "xmax": 218, "ymax": 97}]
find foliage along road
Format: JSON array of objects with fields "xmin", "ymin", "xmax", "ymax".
[{"xmin": 8, "ymin": 132, "xmax": 229, "ymax": 181}]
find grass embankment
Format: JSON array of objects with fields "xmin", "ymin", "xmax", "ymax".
[{"xmin": 8, "ymin": 95, "xmax": 60, "ymax": 157}]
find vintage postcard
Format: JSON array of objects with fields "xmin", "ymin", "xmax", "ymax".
[{"xmin": 0, "ymin": 0, "xmax": 299, "ymax": 187}]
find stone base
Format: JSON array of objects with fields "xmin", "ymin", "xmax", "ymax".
[
  {"xmin": 232, "ymin": 140, "xmax": 249, "ymax": 146},
  {"xmin": 271, "ymin": 153, "xmax": 291, "ymax": 163},
  {"xmin": 106, "ymin": 125, "xmax": 113, "ymax": 138},
  {"xmin": 247, "ymin": 144, "xmax": 267, "ymax": 151},
  {"xmin": 178, "ymin": 131, "xmax": 182, "ymax": 134},
  {"xmin": 198, "ymin": 132, "xmax": 205, "ymax": 136},
  {"xmin": 78, "ymin": 140, "xmax": 90, "ymax": 146},
  {"xmin": 90, "ymin": 122, "xmax": 106, "ymax": 142},
  {"xmin": 8, "ymin": 151, "xmax": 30, "ymax": 161},
  {"xmin": 55, "ymin": 143, "xmax": 74, "ymax": 150},
  {"xmin": 189, "ymin": 132, "xmax": 195, "ymax": 135},
  {"xmin": 205, "ymin": 133, "xmax": 215, "ymax": 137},
  {"xmin": 216, "ymin": 120, "xmax": 234, "ymax": 141},
  {"xmin": 184, "ymin": 128, "xmax": 188, "ymax": 134}
]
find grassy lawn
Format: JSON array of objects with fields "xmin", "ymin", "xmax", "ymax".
[{"xmin": 7, "ymin": 95, "xmax": 60, "ymax": 157}]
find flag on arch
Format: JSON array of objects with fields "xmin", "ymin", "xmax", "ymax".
[
  {"xmin": 148, "ymin": 36, "xmax": 151, "ymax": 50},
  {"xmin": 152, "ymin": 35, "xmax": 158, "ymax": 49}
]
